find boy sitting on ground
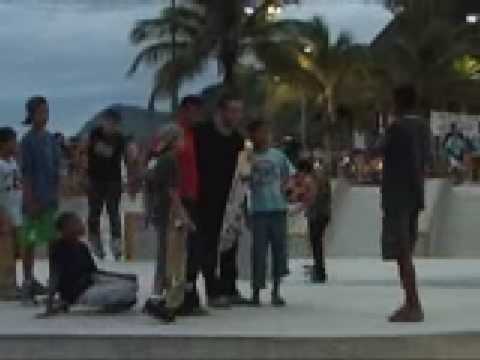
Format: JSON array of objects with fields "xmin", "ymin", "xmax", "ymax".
[{"xmin": 39, "ymin": 212, "xmax": 138, "ymax": 317}]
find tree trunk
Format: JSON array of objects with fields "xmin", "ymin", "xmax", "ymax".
[
  {"xmin": 148, "ymin": 91, "xmax": 157, "ymax": 112},
  {"xmin": 300, "ymin": 92, "xmax": 308, "ymax": 150},
  {"xmin": 220, "ymin": 35, "xmax": 239, "ymax": 90},
  {"xmin": 325, "ymin": 89, "xmax": 336, "ymax": 173},
  {"xmin": 170, "ymin": 0, "xmax": 179, "ymax": 112},
  {"xmin": 222, "ymin": 58, "xmax": 236, "ymax": 90}
]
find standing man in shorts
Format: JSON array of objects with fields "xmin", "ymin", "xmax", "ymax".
[
  {"xmin": 21, "ymin": 96, "xmax": 61, "ymax": 302},
  {"xmin": 381, "ymin": 85, "xmax": 429, "ymax": 323}
]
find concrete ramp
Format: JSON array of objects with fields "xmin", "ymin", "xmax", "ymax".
[
  {"xmin": 326, "ymin": 180, "xmax": 449, "ymax": 258},
  {"xmin": 326, "ymin": 186, "xmax": 382, "ymax": 257},
  {"xmin": 435, "ymin": 185, "xmax": 480, "ymax": 257}
]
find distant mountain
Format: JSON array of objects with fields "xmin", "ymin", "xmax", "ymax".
[{"xmin": 77, "ymin": 104, "xmax": 172, "ymax": 141}]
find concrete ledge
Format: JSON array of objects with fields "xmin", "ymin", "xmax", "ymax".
[
  {"xmin": 2, "ymin": 333, "xmax": 480, "ymax": 360},
  {"xmin": 5, "ymin": 260, "xmax": 480, "ymax": 359}
]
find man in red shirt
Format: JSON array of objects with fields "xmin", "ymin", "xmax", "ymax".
[{"xmin": 175, "ymin": 96, "xmax": 205, "ymax": 315}]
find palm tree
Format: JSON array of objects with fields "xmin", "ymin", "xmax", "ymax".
[
  {"xmin": 376, "ymin": 7, "xmax": 480, "ymax": 113},
  {"xmin": 256, "ymin": 17, "xmax": 370, "ymax": 151},
  {"xmin": 264, "ymin": 17, "xmax": 369, "ymax": 122},
  {"xmin": 128, "ymin": 0, "xmax": 282, "ymax": 110}
]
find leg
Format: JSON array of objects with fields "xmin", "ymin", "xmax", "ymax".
[
  {"xmin": 474, "ymin": 158, "xmax": 480, "ymax": 182},
  {"xmin": 389, "ymin": 210, "xmax": 423, "ymax": 322},
  {"xmin": 153, "ymin": 220, "xmax": 168, "ymax": 297},
  {"xmin": 182, "ymin": 200, "xmax": 202, "ymax": 311},
  {"xmin": 21, "ymin": 213, "xmax": 51, "ymax": 299},
  {"xmin": 79, "ymin": 274, "xmax": 138, "ymax": 312},
  {"xmin": 251, "ymin": 214, "xmax": 269, "ymax": 296},
  {"xmin": 270, "ymin": 212, "xmax": 288, "ymax": 306},
  {"xmin": 200, "ymin": 213, "xmax": 222, "ymax": 301},
  {"xmin": 88, "ymin": 181, "xmax": 106, "ymax": 259},
  {"xmin": 106, "ymin": 182, "xmax": 122, "ymax": 260},
  {"xmin": 308, "ymin": 219, "xmax": 327, "ymax": 282},
  {"xmin": 165, "ymin": 227, "xmax": 187, "ymax": 312},
  {"xmin": 397, "ymin": 252, "xmax": 421, "ymax": 308},
  {"xmin": 219, "ymin": 241, "xmax": 238, "ymax": 297},
  {"xmin": 22, "ymin": 244, "xmax": 34, "ymax": 283},
  {"xmin": 0, "ymin": 220, "xmax": 17, "ymax": 300}
]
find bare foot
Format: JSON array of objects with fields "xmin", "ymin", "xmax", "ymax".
[{"xmin": 388, "ymin": 305, "xmax": 424, "ymax": 323}]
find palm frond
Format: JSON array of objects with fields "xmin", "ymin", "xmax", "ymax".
[
  {"xmin": 130, "ymin": 6, "xmax": 204, "ymax": 44},
  {"xmin": 127, "ymin": 41, "xmax": 190, "ymax": 76}
]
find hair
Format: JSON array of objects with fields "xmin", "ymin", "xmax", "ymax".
[
  {"xmin": 55, "ymin": 212, "xmax": 78, "ymax": 231},
  {"xmin": 0, "ymin": 127, "xmax": 16, "ymax": 145},
  {"xmin": 24, "ymin": 96, "xmax": 47, "ymax": 125},
  {"xmin": 180, "ymin": 95, "xmax": 204, "ymax": 109},
  {"xmin": 218, "ymin": 91, "xmax": 242, "ymax": 109},
  {"xmin": 247, "ymin": 119, "xmax": 267, "ymax": 135},
  {"xmin": 297, "ymin": 158, "xmax": 313, "ymax": 173},
  {"xmin": 101, "ymin": 108, "xmax": 122, "ymax": 123},
  {"xmin": 393, "ymin": 85, "xmax": 417, "ymax": 113}
]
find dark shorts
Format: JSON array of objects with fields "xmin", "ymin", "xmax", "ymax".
[{"xmin": 381, "ymin": 208, "xmax": 419, "ymax": 261}]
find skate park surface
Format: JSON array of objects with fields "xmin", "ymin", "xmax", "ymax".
[
  {"xmin": 3, "ymin": 259, "xmax": 480, "ymax": 359},
  {"xmin": 4, "ymin": 180, "xmax": 480, "ymax": 359}
]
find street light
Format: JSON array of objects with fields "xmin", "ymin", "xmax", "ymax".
[
  {"xmin": 267, "ymin": 5, "xmax": 279, "ymax": 15},
  {"xmin": 466, "ymin": 14, "xmax": 479, "ymax": 24},
  {"xmin": 303, "ymin": 45, "xmax": 313, "ymax": 54},
  {"xmin": 244, "ymin": 6, "xmax": 255, "ymax": 15}
]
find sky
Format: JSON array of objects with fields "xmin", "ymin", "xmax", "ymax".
[{"xmin": 0, "ymin": 0, "xmax": 391, "ymax": 136}]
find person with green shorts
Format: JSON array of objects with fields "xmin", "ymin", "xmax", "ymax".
[{"xmin": 20, "ymin": 96, "xmax": 60, "ymax": 303}]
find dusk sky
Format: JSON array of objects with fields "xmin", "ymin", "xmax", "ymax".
[{"xmin": 0, "ymin": 0, "xmax": 391, "ymax": 135}]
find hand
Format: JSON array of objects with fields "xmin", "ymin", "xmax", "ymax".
[{"xmin": 186, "ymin": 218, "xmax": 197, "ymax": 232}]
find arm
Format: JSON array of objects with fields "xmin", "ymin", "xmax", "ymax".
[
  {"xmin": 21, "ymin": 138, "xmax": 38, "ymax": 216},
  {"xmin": 325, "ymin": 178, "xmax": 332, "ymax": 219},
  {"xmin": 169, "ymin": 189, "xmax": 194, "ymax": 228},
  {"xmin": 301, "ymin": 176, "xmax": 318, "ymax": 210},
  {"xmin": 421, "ymin": 123, "xmax": 432, "ymax": 172},
  {"xmin": 38, "ymin": 248, "xmax": 64, "ymax": 318},
  {"xmin": 125, "ymin": 141, "xmax": 143, "ymax": 198},
  {"xmin": 167, "ymin": 156, "xmax": 195, "ymax": 231},
  {"xmin": 53, "ymin": 136, "xmax": 62, "ymax": 200},
  {"xmin": 41, "ymin": 271, "xmax": 61, "ymax": 316}
]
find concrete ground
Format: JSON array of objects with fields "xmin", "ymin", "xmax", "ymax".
[{"xmin": 3, "ymin": 258, "xmax": 480, "ymax": 338}]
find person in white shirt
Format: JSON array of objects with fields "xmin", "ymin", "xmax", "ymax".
[
  {"xmin": 0, "ymin": 128, "xmax": 21, "ymax": 228},
  {"xmin": 0, "ymin": 127, "xmax": 21, "ymax": 297}
]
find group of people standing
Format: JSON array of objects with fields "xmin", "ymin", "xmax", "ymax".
[
  {"xmin": 0, "ymin": 83, "xmax": 428, "ymax": 324},
  {"xmin": 135, "ymin": 93, "xmax": 332, "ymax": 320},
  {"xmin": 0, "ymin": 92, "xmax": 332, "ymax": 323}
]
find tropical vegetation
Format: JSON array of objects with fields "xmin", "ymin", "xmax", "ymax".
[{"xmin": 129, "ymin": 0, "xmax": 480, "ymax": 148}]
